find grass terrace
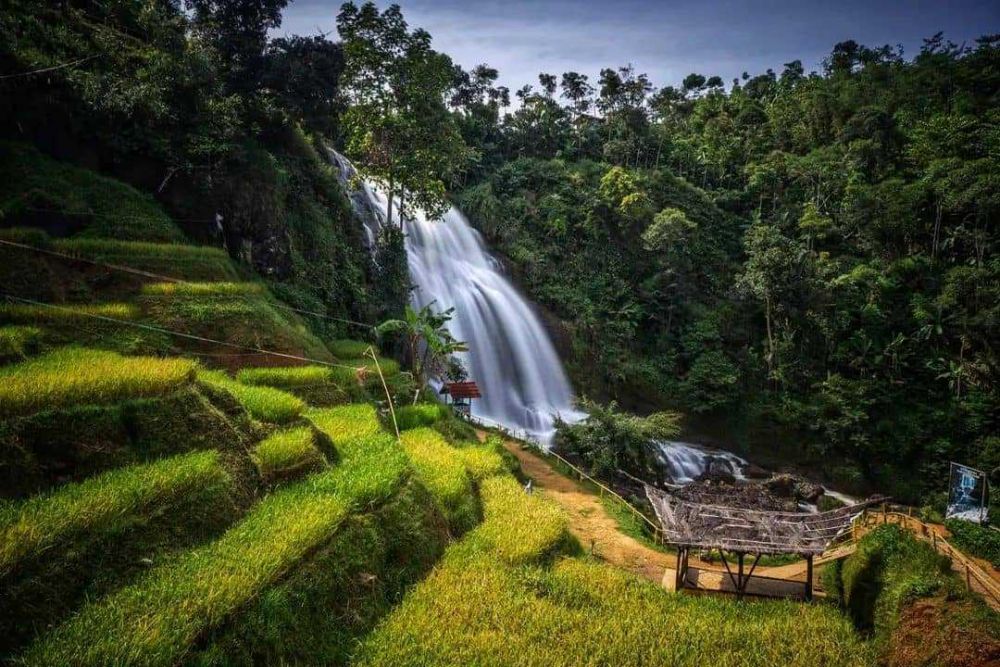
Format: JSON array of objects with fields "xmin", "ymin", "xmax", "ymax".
[
  {"xmin": 140, "ymin": 281, "xmax": 265, "ymax": 297},
  {"xmin": 399, "ymin": 428, "xmax": 478, "ymax": 534},
  {"xmin": 305, "ymin": 404, "xmax": 382, "ymax": 449},
  {"xmin": 0, "ymin": 325, "xmax": 42, "ymax": 362},
  {"xmin": 54, "ymin": 238, "xmax": 241, "ymax": 282},
  {"xmin": 396, "ymin": 403, "xmax": 449, "ymax": 430},
  {"xmin": 0, "ymin": 347, "xmax": 196, "ymax": 418},
  {"xmin": 454, "ymin": 442, "xmax": 508, "ymax": 481},
  {"xmin": 140, "ymin": 286, "xmax": 332, "ymax": 361},
  {"xmin": 0, "ymin": 142, "xmax": 184, "ymax": 243},
  {"xmin": 826, "ymin": 524, "xmax": 1000, "ymax": 664},
  {"xmin": 198, "ymin": 369, "xmax": 305, "ymax": 424},
  {"xmin": 0, "ymin": 450, "xmax": 229, "ymax": 577},
  {"xmin": 356, "ymin": 550, "xmax": 872, "ymax": 667},
  {"xmin": 0, "ymin": 302, "xmax": 138, "ymax": 324},
  {"xmin": 252, "ymin": 427, "xmax": 326, "ymax": 483},
  {"xmin": 329, "ymin": 338, "xmax": 373, "ymax": 358},
  {"xmin": 22, "ymin": 411, "xmax": 408, "ymax": 667},
  {"xmin": 473, "ymin": 475, "xmax": 570, "ymax": 564},
  {"xmin": 237, "ymin": 364, "xmax": 333, "ymax": 387}
]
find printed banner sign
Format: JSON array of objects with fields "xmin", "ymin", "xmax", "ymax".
[{"xmin": 946, "ymin": 462, "xmax": 989, "ymax": 524}]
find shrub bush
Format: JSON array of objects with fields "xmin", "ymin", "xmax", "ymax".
[
  {"xmin": 396, "ymin": 403, "xmax": 448, "ymax": 431},
  {"xmin": 399, "ymin": 428, "xmax": 478, "ymax": 534},
  {"xmin": 946, "ymin": 519, "xmax": 1000, "ymax": 568},
  {"xmin": 0, "ymin": 348, "xmax": 196, "ymax": 418}
]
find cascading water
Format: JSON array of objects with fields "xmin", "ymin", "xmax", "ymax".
[
  {"xmin": 654, "ymin": 441, "xmax": 748, "ymax": 484},
  {"xmin": 330, "ymin": 150, "xmax": 583, "ymax": 444}
]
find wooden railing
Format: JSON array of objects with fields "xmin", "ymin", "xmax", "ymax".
[{"xmin": 858, "ymin": 507, "xmax": 1000, "ymax": 608}]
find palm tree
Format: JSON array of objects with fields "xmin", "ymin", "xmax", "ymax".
[{"xmin": 376, "ymin": 302, "xmax": 467, "ymax": 402}]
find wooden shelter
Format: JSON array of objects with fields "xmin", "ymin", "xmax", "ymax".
[
  {"xmin": 440, "ymin": 381, "xmax": 481, "ymax": 414},
  {"xmin": 644, "ymin": 485, "xmax": 887, "ymax": 600}
]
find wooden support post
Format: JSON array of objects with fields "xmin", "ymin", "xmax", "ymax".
[
  {"xmin": 805, "ymin": 555, "xmax": 814, "ymax": 602},
  {"xmin": 737, "ymin": 552, "xmax": 745, "ymax": 600},
  {"xmin": 675, "ymin": 547, "xmax": 684, "ymax": 592}
]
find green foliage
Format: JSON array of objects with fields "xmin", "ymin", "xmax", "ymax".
[
  {"xmin": 555, "ymin": 399, "xmax": 681, "ymax": 481},
  {"xmin": 0, "ymin": 348, "xmax": 196, "ymax": 418},
  {"xmin": 197, "ymin": 369, "xmax": 305, "ymax": 424},
  {"xmin": 251, "ymin": 427, "xmax": 326, "ymax": 483},
  {"xmin": 0, "ymin": 142, "xmax": 184, "ymax": 242},
  {"xmin": 0, "ymin": 325, "xmax": 42, "ymax": 362},
  {"xmin": 946, "ymin": 519, "xmax": 1000, "ymax": 568},
  {"xmin": 377, "ymin": 302, "xmax": 466, "ymax": 392},
  {"xmin": 396, "ymin": 403, "xmax": 449, "ymax": 430},
  {"xmin": 399, "ymin": 428, "xmax": 478, "ymax": 534}
]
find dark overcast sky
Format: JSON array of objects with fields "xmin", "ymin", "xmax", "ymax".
[{"xmin": 276, "ymin": 0, "xmax": 1000, "ymax": 92}]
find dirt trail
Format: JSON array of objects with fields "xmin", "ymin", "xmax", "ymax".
[{"xmin": 498, "ymin": 438, "xmax": 673, "ymax": 585}]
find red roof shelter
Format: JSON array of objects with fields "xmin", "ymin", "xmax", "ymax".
[{"xmin": 440, "ymin": 381, "xmax": 481, "ymax": 414}]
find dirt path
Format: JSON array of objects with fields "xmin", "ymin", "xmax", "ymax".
[{"xmin": 498, "ymin": 438, "xmax": 673, "ymax": 585}]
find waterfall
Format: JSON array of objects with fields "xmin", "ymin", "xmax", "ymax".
[
  {"xmin": 330, "ymin": 150, "xmax": 584, "ymax": 444},
  {"xmin": 654, "ymin": 441, "xmax": 748, "ymax": 484}
]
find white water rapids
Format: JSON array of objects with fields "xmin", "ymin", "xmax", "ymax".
[{"xmin": 331, "ymin": 150, "xmax": 584, "ymax": 444}]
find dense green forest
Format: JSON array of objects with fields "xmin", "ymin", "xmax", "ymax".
[
  {"xmin": 452, "ymin": 35, "xmax": 1000, "ymax": 501},
  {"xmin": 2, "ymin": 1, "xmax": 997, "ymax": 504}
]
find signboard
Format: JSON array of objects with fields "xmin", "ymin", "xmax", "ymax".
[{"xmin": 946, "ymin": 462, "xmax": 989, "ymax": 524}]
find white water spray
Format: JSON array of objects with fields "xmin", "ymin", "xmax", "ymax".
[{"xmin": 331, "ymin": 151, "xmax": 584, "ymax": 444}]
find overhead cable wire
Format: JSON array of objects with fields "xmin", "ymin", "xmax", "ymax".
[
  {"xmin": 0, "ymin": 293, "xmax": 370, "ymax": 372},
  {"xmin": 0, "ymin": 239, "xmax": 376, "ymax": 330}
]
